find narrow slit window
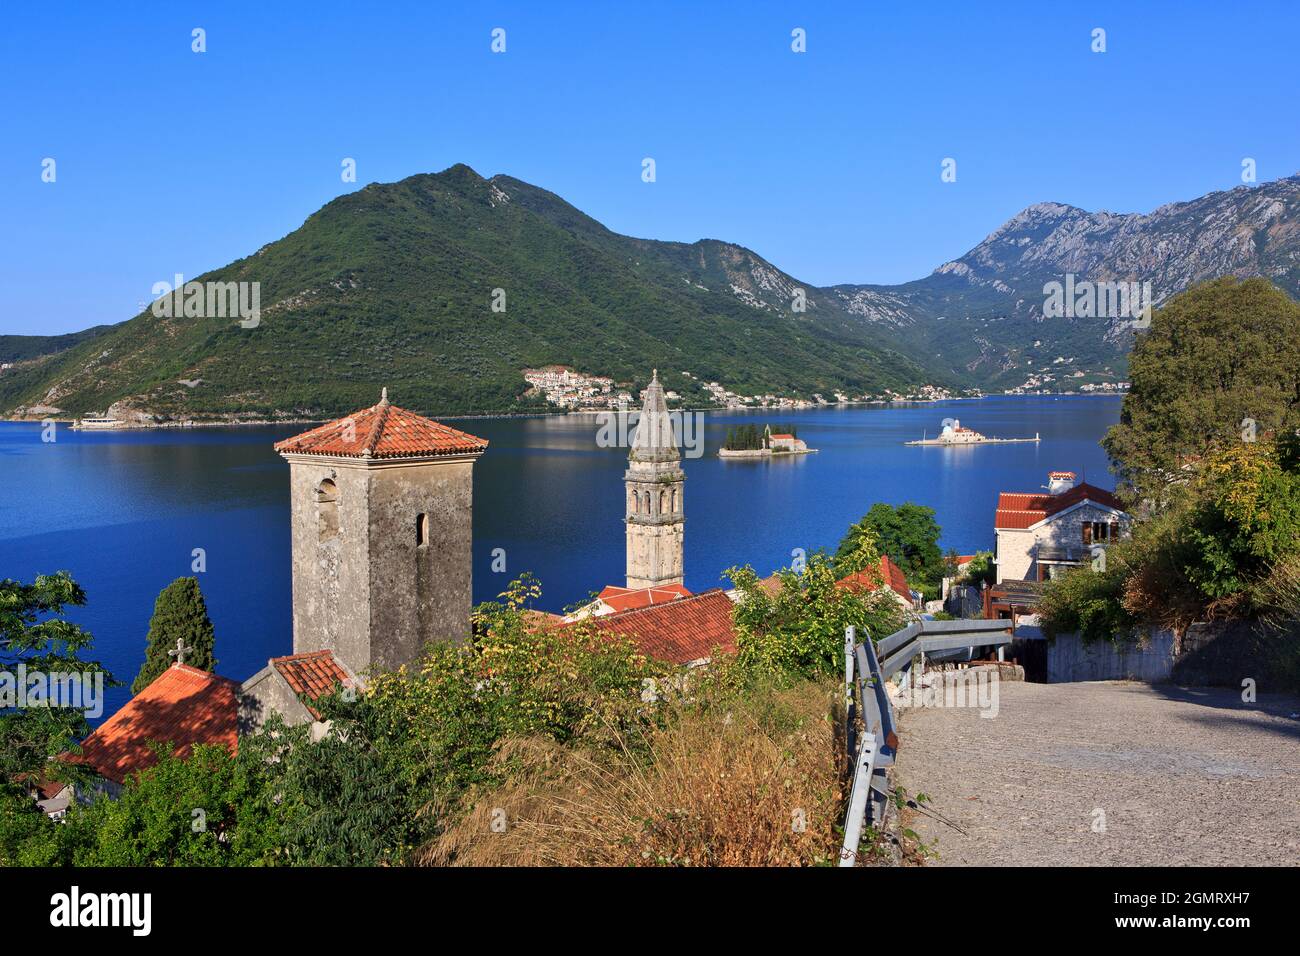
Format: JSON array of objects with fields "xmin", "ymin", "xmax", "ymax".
[{"xmin": 317, "ymin": 479, "xmax": 339, "ymax": 541}]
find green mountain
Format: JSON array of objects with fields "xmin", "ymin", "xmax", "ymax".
[
  {"xmin": 10, "ymin": 167, "xmax": 1299, "ymax": 420},
  {"xmin": 0, "ymin": 165, "xmax": 931, "ymax": 421},
  {"xmin": 0, "ymin": 325, "xmax": 113, "ymax": 365}
]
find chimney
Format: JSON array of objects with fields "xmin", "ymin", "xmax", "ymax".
[{"xmin": 1047, "ymin": 470, "xmax": 1078, "ymax": 495}]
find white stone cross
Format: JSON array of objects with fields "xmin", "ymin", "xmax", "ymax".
[{"xmin": 169, "ymin": 637, "xmax": 191, "ymax": 667}]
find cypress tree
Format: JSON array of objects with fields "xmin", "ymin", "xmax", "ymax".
[{"xmin": 132, "ymin": 577, "xmax": 218, "ymax": 693}]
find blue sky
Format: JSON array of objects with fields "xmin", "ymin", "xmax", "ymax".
[{"xmin": 4, "ymin": 0, "xmax": 1299, "ymax": 335}]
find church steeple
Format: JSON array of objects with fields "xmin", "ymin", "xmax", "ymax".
[{"xmin": 625, "ymin": 370, "xmax": 685, "ymax": 589}]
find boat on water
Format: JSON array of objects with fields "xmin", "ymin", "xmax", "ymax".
[{"xmin": 905, "ymin": 418, "xmax": 1039, "ymax": 446}]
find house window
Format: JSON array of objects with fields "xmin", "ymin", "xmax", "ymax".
[
  {"xmin": 317, "ymin": 479, "xmax": 339, "ymax": 541},
  {"xmin": 1084, "ymin": 521, "xmax": 1113, "ymax": 545},
  {"xmin": 416, "ymin": 513, "xmax": 429, "ymax": 548}
]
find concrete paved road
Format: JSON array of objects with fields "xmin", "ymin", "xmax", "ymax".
[{"xmin": 893, "ymin": 680, "xmax": 1300, "ymax": 866}]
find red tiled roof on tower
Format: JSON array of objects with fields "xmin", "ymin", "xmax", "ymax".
[
  {"xmin": 270, "ymin": 650, "xmax": 354, "ymax": 720},
  {"xmin": 569, "ymin": 589, "xmax": 738, "ymax": 665},
  {"xmin": 994, "ymin": 482, "xmax": 1124, "ymax": 530},
  {"xmin": 74, "ymin": 665, "xmax": 239, "ymax": 785},
  {"xmin": 274, "ymin": 389, "xmax": 488, "ymax": 460}
]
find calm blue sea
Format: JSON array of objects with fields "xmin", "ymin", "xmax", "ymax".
[{"xmin": 0, "ymin": 395, "xmax": 1121, "ymax": 721}]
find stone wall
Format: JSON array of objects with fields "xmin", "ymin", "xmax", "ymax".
[
  {"xmin": 1042, "ymin": 619, "xmax": 1300, "ymax": 691},
  {"xmin": 367, "ymin": 458, "xmax": 476, "ymax": 670},
  {"xmin": 1170, "ymin": 619, "xmax": 1300, "ymax": 693},
  {"xmin": 1045, "ymin": 628, "xmax": 1176, "ymax": 683}
]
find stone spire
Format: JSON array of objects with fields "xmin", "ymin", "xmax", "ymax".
[
  {"xmin": 629, "ymin": 369, "xmax": 679, "ymax": 464},
  {"xmin": 625, "ymin": 369, "xmax": 685, "ymax": 590}
]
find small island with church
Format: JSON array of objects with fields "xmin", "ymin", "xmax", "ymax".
[
  {"xmin": 718, "ymin": 423, "xmax": 818, "ymax": 459},
  {"xmin": 905, "ymin": 418, "xmax": 1040, "ymax": 446}
]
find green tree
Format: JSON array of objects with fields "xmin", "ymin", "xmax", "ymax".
[
  {"xmin": 836, "ymin": 502, "xmax": 945, "ymax": 600},
  {"xmin": 0, "ymin": 572, "xmax": 115, "ymax": 793},
  {"xmin": 1103, "ymin": 277, "xmax": 1300, "ymax": 506},
  {"xmin": 56, "ymin": 741, "xmax": 284, "ymax": 866},
  {"xmin": 728, "ymin": 535, "xmax": 906, "ymax": 680},
  {"xmin": 133, "ymin": 577, "xmax": 217, "ymax": 693}
]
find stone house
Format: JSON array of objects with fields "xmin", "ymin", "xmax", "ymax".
[
  {"xmin": 993, "ymin": 471, "xmax": 1129, "ymax": 583},
  {"xmin": 239, "ymin": 650, "xmax": 361, "ymax": 741}
]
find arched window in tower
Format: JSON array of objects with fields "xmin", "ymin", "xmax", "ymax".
[
  {"xmin": 644, "ymin": 491, "xmax": 652, "ymax": 514},
  {"xmin": 671, "ymin": 488, "xmax": 678, "ymax": 514},
  {"xmin": 317, "ymin": 478, "xmax": 339, "ymax": 542},
  {"xmin": 416, "ymin": 513, "xmax": 430, "ymax": 548},
  {"xmin": 631, "ymin": 489, "xmax": 639, "ymax": 514},
  {"xmin": 660, "ymin": 490, "xmax": 667, "ymax": 514}
]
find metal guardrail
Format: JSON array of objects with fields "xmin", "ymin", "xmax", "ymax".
[{"xmin": 839, "ymin": 618, "xmax": 1013, "ymax": 867}]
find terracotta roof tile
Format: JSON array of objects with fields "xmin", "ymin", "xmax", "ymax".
[
  {"xmin": 837, "ymin": 555, "xmax": 913, "ymax": 603},
  {"xmin": 271, "ymin": 650, "xmax": 354, "ymax": 720},
  {"xmin": 75, "ymin": 665, "xmax": 239, "ymax": 784},
  {"xmin": 569, "ymin": 589, "xmax": 738, "ymax": 665},
  {"xmin": 597, "ymin": 583, "xmax": 692, "ymax": 613},
  {"xmin": 275, "ymin": 392, "xmax": 488, "ymax": 460},
  {"xmin": 994, "ymin": 482, "xmax": 1125, "ymax": 529}
]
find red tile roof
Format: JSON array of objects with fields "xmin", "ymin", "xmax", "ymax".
[
  {"xmin": 597, "ymin": 583, "xmax": 692, "ymax": 613},
  {"xmin": 271, "ymin": 650, "xmax": 354, "ymax": 720},
  {"xmin": 570, "ymin": 589, "xmax": 738, "ymax": 665},
  {"xmin": 993, "ymin": 482, "xmax": 1125, "ymax": 530},
  {"xmin": 75, "ymin": 665, "xmax": 239, "ymax": 784},
  {"xmin": 770, "ymin": 433, "xmax": 796, "ymax": 440},
  {"xmin": 837, "ymin": 555, "xmax": 914, "ymax": 603},
  {"xmin": 522, "ymin": 609, "xmax": 566, "ymax": 629},
  {"xmin": 274, "ymin": 391, "xmax": 488, "ymax": 460}
]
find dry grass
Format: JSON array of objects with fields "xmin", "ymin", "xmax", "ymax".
[{"xmin": 422, "ymin": 679, "xmax": 846, "ymax": 866}]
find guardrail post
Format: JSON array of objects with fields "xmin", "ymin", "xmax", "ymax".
[
  {"xmin": 844, "ymin": 625, "xmax": 856, "ymax": 763},
  {"xmin": 839, "ymin": 732, "xmax": 879, "ymax": 867}
]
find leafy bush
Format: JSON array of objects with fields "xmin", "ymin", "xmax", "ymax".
[{"xmin": 728, "ymin": 543, "xmax": 906, "ymax": 680}]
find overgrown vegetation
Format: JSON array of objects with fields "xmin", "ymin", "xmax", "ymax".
[
  {"xmin": 1042, "ymin": 278, "xmax": 1300, "ymax": 661},
  {"xmin": 3, "ymin": 523, "xmax": 909, "ymax": 867}
]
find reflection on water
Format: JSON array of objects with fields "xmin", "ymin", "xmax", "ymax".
[{"xmin": 0, "ymin": 396, "xmax": 1121, "ymax": 721}]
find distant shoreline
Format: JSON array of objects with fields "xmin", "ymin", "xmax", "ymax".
[{"xmin": 2, "ymin": 391, "xmax": 1127, "ymax": 429}]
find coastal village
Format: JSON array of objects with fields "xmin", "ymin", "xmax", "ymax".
[
  {"xmin": 517, "ymin": 365, "xmax": 1121, "ymax": 416},
  {"xmin": 28, "ymin": 372, "xmax": 1132, "ymax": 818}
]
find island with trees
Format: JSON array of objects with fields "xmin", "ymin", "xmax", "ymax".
[{"xmin": 718, "ymin": 423, "xmax": 817, "ymax": 459}]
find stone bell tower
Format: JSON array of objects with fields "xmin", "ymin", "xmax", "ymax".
[
  {"xmin": 625, "ymin": 370, "xmax": 684, "ymax": 589},
  {"xmin": 274, "ymin": 389, "xmax": 488, "ymax": 674}
]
